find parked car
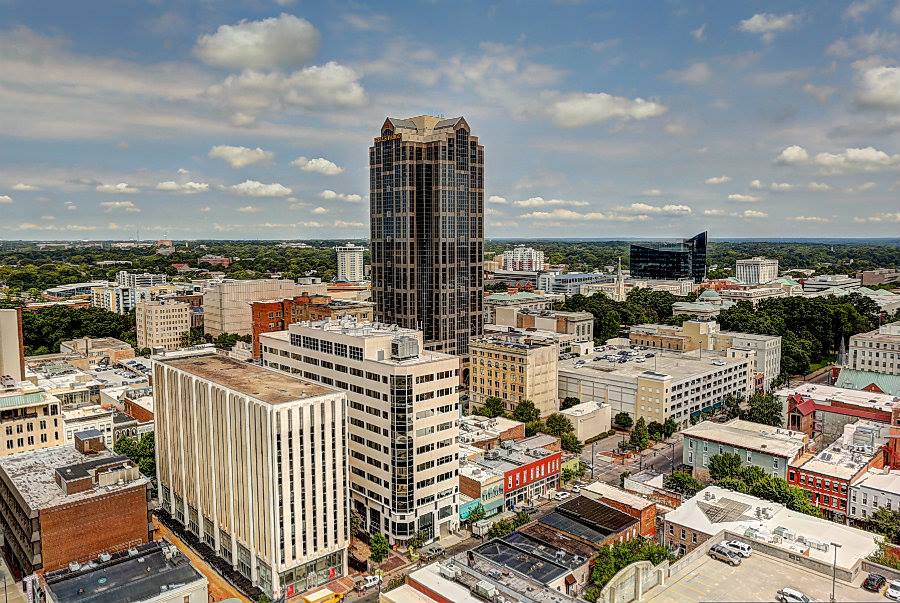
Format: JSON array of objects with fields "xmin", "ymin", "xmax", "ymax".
[
  {"xmin": 886, "ymin": 580, "xmax": 900, "ymax": 600},
  {"xmin": 554, "ymin": 491, "xmax": 571, "ymax": 501},
  {"xmin": 707, "ymin": 544, "xmax": 741, "ymax": 566},
  {"xmin": 519, "ymin": 504, "xmax": 536, "ymax": 514},
  {"xmin": 722, "ymin": 540, "xmax": 752, "ymax": 558},
  {"xmin": 863, "ymin": 573, "xmax": 886, "ymax": 592},
  {"xmin": 353, "ymin": 575, "xmax": 381, "ymax": 592},
  {"xmin": 776, "ymin": 587, "xmax": 810, "ymax": 603},
  {"xmin": 571, "ymin": 485, "xmax": 581, "ymax": 494}
]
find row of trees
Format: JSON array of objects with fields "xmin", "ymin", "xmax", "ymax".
[
  {"xmin": 582, "ymin": 539, "xmax": 675, "ymax": 601},
  {"xmin": 18, "ymin": 305, "xmax": 137, "ymax": 354},
  {"xmin": 707, "ymin": 453, "xmax": 820, "ymax": 516},
  {"xmin": 716, "ymin": 392, "xmax": 785, "ymax": 427},
  {"xmin": 559, "ymin": 289, "xmax": 684, "ymax": 342},
  {"xmin": 613, "ymin": 413, "xmax": 678, "ymax": 450},
  {"xmin": 486, "ymin": 510, "xmax": 532, "ymax": 539},
  {"xmin": 472, "ymin": 397, "xmax": 584, "ymax": 453}
]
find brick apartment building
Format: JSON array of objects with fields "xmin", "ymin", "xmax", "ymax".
[
  {"xmin": 0, "ymin": 431, "xmax": 151, "ymax": 575},
  {"xmin": 470, "ymin": 440, "xmax": 561, "ymax": 511}
]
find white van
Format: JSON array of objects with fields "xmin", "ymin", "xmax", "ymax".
[{"xmin": 723, "ymin": 540, "xmax": 752, "ymax": 558}]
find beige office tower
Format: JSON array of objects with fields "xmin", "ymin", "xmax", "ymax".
[
  {"xmin": 136, "ymin": 299, "xmax": 191, "ymax": 351},
  {"xmin": 335, "ymin": 244, "xmax": 365, "ymax": 283},
  {"xmin": 0, "ymin": 308, "xmax": 25, "ymax": 381},
  {"xmin": 153, "ymin": 350, "xmax": 350, "ymax": 600},
  {"xmin": 370, "ymin": 116, "xmax": 484, "ymax": 357},
  {"xmin": 203, "ymin": 279, "xmax": 326, "ymax": 337},
  {"xmin": 260, "ymin": 317, "xmax": 461, "ymax": 545}
]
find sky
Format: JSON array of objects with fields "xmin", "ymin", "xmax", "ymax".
[{"xmin": 1, "ymin": 1, "xmax": 900, "ymax": 240}]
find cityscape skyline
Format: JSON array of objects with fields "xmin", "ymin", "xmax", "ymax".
[{"xmin": 2, "ymin": 2, "xmax": 900, "ymax": 240}]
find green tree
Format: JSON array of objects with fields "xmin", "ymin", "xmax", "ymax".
[
  {"xmin": 114, "ymin": 432, "xmax": 155, "ymax": 477},
  {"xmin": 629, "ymin": 417, "xmax": 650, "ymax": 450},
  {"xmin": 512, "ymin": 399, "xmax": 540, "ymax": 423},
  {"xmin": 561, "ymin": 432, "xmax": 584, "ymax": 453},
  {"xmin": 708, "ymin": 453, "xmax": 743, "ymax": 481},
  {"xmin": 586, "ymin": 539, "xmax": 675, "ymax": 598},
  {"xmin": 717, "ymin": 476, "xmax": 749, "ymax": 493},
  {"xmin": 720, "ymin": 394, "xmax": 742, "ymax": 421},
  {"xmin": 868, "ymin": 508, "xmax": 900, "ymax": 543},
  {"xmin": 467, "ymin": 503, "xmax": 486, "ymax": 524},
  {"xmin": 741, "ymin": 392, "xmax": 783, "ymax": 427},
  {"xmin": 663, "ymin": 471, "xmax": 704, "ymax": 496},
  {"xmin": 514, "ymin": 510, "xmax": 531, "ymax": 527},
  {"xmin": 647, "ymin": 421, "xmax": 664, "ymax": 441},
  {"xmin": 561, "ymin": 466, "xmax": 575, "ymax": 484},
  {"xmin": 524, "ymin": 420, "xmax": 544, "ymax": 437},
  {"xmin": 614, "ymin": 412, "xmax": 633, "ymax": 429},
  {"xmin": 350, "ymin": 507, "xmax": 363, "ymax": 537},
  {"xmin": 486, "ymin": 518, "xmax": 516, "ymax": 539},
  {"xmin": 258, "ymin": 595, "xmax": 272, "ymax": 603},
  {"xmin": 369, "ymin": 532, "xmax": 389, "ymax": 562},
  {"xmin": 561, "ymin": 396, "xmax": 582, "ymax": 411},
  {"xmin": 543, "ymin": 413, "xmax": 574, "ymax": 437},
  {"xmin": 663, "ymin": 418, "xmax": 678, "ymax": 438},
  {"xmin": 475, "ymin": 396, "xmax": 506, "ymax": 418}
]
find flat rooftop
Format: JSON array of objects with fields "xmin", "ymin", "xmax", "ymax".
[
  {"xmin": 0, "ymin": 445, "xmax": 148, "ymax": 511},
  {"xmin": 776, "ymin": 382, "xmax": 900, "ymax": 413},
  {"xmin": 583, "ymin": 482, "xmax": 655, "ymax": 510},
  {"xmin": 155, "ymin": 353, "xmax": 333, "ymax": 404},
  {"xmin": 541, "ymin": 496, "xmax": 638, "ymax": 543},
  {"xmin": 475, "ymin": 530, "xmax": 586, "ymax": 585},
  {"xmin": 559, "ymin": 350, "xmax": 749, "ymax": 382},
  {"xmin": 854, "ymin": 469, "xmax": 900, "ymax": 495},
  {"xmin": 681, "ymin": 419, "xmax": 807, "ymax": 458},
  {"xmin": 44, "ymin": 540, "xmax": 204, "ymax": 603}
]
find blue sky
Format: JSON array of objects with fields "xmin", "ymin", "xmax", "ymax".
[{"xmin": 1, "ymin": 0, "xmax": 899, "ymax": 240}]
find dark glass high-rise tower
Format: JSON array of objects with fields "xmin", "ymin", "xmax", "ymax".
[
  {"xmin": 629, "ymin": 231, "xmax": 708, "ymax": 283},
  {"xmin": 369, "ymin": 115, "xmax": 484, "ymax": 356}
]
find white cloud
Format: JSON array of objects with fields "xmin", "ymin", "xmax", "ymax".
[
  {"xmin": 845, "ymin": 0, "xmax": 881, "ymax": 20},
  {"xmin": 703, "ymin": 209, "xmax": 728, "ymax": 216},
  {"xmin": 156, "ymin": 181, "xmax": 209, "ymax": 194},
  {"xmin": 814, "ymin": 147, "xmax": 900, "ymax": 173},
  {"xmin": 770, "ymin": 182, "xmax": 794, "ymax": 191},
  {"xmin": 742, "ymin": 209, "xmax": 768, "ymax": 218},
  {"xmin": 41, "ymin": 215, "xmax": 55, "ymax": 220},
  {"xmin": 854, "ymin": 212, "xmax": 900, "ymax": 222},
  {"xmin": 829, "ymin": 31, "xmax": 900, "ymax": 58},
  {"xmin": 334, "ymin": 220, "xmax": 365, "ymax": 228},
  {"xmin": 855, "ymin": 65, "xmax": 900, "ymax": 110},
  {"xmin": 209, "ymin": 145, "xmax": 273, "ymax": 168},
  {"xmin": 195, "ymin": 13, "xmax": 319, "ymax": 70},
  {"xmin": 311, "ymin": 206, "xmax": 329, "ymax": 215},
  {"xmin": 750, "ymin": 179, "xmax": 763, "ymax": 189},
  {"xmin": 230, "ymin": 180, "xmax": 292, "ymax": 197},
  {"xmin": 96, "ymin": 182, "xmax": 139, "ymax": 194},
  {"xmin": 847, "ymin": 181, "xmax": 877, "ymax": 193},
  {"xmin": 199, "ymin": 206, "xmax": 211, "ymax": 213},
  {"xmin": 15, "ymin": 222, "xmax": 97, "ymax": 232},
  {"xmin": 0, "ymin": 195, "xmax": 11, "ymax": 204},
  {"xmin": 738, "ymin": 13, "xmax": 800, "ymax": 42},
  {"xmin": 616, "ymin": 202, "xmax": 693, "ymax": 216},
  {"xmin": 808, "ymin": 182, "xmax": 832, "ymax": 191},
  {"xmin": 99, "ymin": 200, "xmax": 140, "ymax": 213},
  {"xmin": 802, "ymin": 83, "xmax": 835, "ymax": 103},
  {"xmin": 290, "ymin": 156, "xmax": 344, "ymax": 175},
  {"xmin": 177, "ymin": 168, "xmax": 190, "ymax": 175},
  {"xmin": 320, "ymin": 189, "xmax": 362, "ymax": 202},
  {"xmin": 547, "ymin": 92, "xmax": 667, "ymax": 127},
  {"xmin": 301, "ymin": 221, "xmax": 322, "ymax": 228},
  {"xmin": 728, "ymin": 193, "xmax": 761, "ymax": 202},
  {"xmin": 691, "ymin": 24, "xmax": 707, "ymax": 42},
  {"xmin": 521, "ymin": 208, "xmax": 647, "ymax": 222},
  {"xmin": 488, "ymin": 195, "xmax": 508, "ymax": 204},
  {"xmin": 513, "ymin": 196, "xmax": 588, "ymax": 208},
  {"xmin": 237, "ymin": 205, "xmax": 262, "ymax": 213},
  {"xmin": 12, "ymin": 183, "xmax": 39, "ymax": 191},
  {"xmin": 790, "ymin": 215, "xmax": 832, "ymax": 223},
  {"xmin": 667, "ymin": 62, "xmax": 712, "ymax": 84},
  {"xmin": 776, "ymin": 145, "xmax": 810, "ymax": 165},
  {"xmin": 64, "ymin": 201, "xmax": 77, "ymax": 210},
  {"xmin": 342, "ymin": 13, "xmax": 390, "ymax": 32},
  {"xmin": 642, "ymin": 189, "xmax": 663, "ymax": 197},
  {"xmin": 704, "ymin": 175, "xmax": 731, "ymax": 185}
]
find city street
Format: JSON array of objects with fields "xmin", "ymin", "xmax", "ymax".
[{"xmin": 579, "ymin": 431, "xmax": 683, "ymax": 485}]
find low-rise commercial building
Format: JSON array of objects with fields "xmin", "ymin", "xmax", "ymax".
[
  {"xmin": 470, "ymin": 439, "xmax": 561, "ymax": 510},
  {"xmin": 154, "ymin": 350, "xmax": 350, "ymax": 599},
  {"xmin": 0, "ymin": 379, "xmax": 63, "ymax": 456},
  {"xmin": 33, "ymin": 540, "xmax": 207, "ymax": 603},
  {"xmin": 62, "ymin": 405, "xmax": 115, "ymax": 448},
  {"xmin": 136, "ymin": 299, "xmax": 191, "ymax": 351},
  {"xmin": 834, "ymin": 367, "xmax": 900, "ymax": 396},
  {"xmin": 492, "ymin": 307, "xmax": 594, "ymax": 344},
  {"xmin": 849, "ymin": 468, "xmax": 900, "ymax": 522},
  {"xmin": 849, "ymin": 321, "xmax": 900, "ymax": 376},
  {"xmin": 802, "ymin": 274, "xmax": 861, "ymax": 293},
  {"xmin": 59, "ymin": 337, "xmax": 135, "ymax": 366},
  {"xmin": 560, "ymin": 400, "xmax": 611, "ymax": 442},
  {"xmin": 558, "ymin": 351, "xmax": 753, "ymax": 427},
  {"xmin": 44, "ymin": 281, "xmax": 109, "ymax": 300},
  {"xmin": 718, "ymin": 286, "xmax": 787, "ymax": 306},
  {"xmin": 202, "ymin": 278, "xmax": 326, "ymax": 337},
  {"xmin": 483, "ymin": 291, "xmax": 559, "ymax": 323},
  {"xmin": 582, "ymin": 482, "xmax": 658, "ymax": 537},
  {"xmin": 860, "ymin": 269, "xmax": 900, "ymax": 287},
  {"xmin": 469, "ymin": 332, "xmax": 559, "ymax": 417},
  {"xmin": 780, "ymin": 383, "xmax": 900, "ymax": 441},
  {"xmin": 458, "ymin": 464, "xmax": 505, "ymax": 519},
  {"xmin": 459, "ymin": 415, "xmax": 525, "ymax": 449},
  {"xmin": 0, "ymin": 433, "xmax": 151, "ymax": 575},
  {"xmin": 682, "ymin": 419, "xmax": 808, "ymax": 480},
  {"xmin": 537, "ymin": 272, "xmax": 611, "ymax": 296},
  {"xmin": 538, "ymin": 495, "xmax": 641, "ymax": 547}
]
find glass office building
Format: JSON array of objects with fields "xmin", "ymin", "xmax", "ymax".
[{"xmin": 629, "ymin": 231, "xmax": 707, "ymax": 283}]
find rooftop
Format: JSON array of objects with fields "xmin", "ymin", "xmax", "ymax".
[
  {"xmin": 664, "ymin": 486, "xmax": 880, "ymax": 571},
  {"xmin": 560, "ymin": 400, "xmax": 610, "ymax": 418},
  {"xmin": 474, "ymin": 530, "xmax": 588, "ymax": 585},
  {"xmin": 834, "ymin": 368, "xmax": 900, "ymax": 397},
  {"xmin": 540, "ymin": 496, "xmax": 638, "ymax": 543},
  {"xmin": 558, "ymin": 349, "xmax": 750, "ymax": 383},
  {"xmin": 853, "ymin": 468, "xmax": 900, "ymax": 495},
  {"xmin": 154, "ymin": 352, "xmax": 332, "ymax": 404},
  {"xmin": 583, "ymin": 482, "xmax": 656, "ymax": 511},
  {"xmin": 0, "ymin": 445, "xmax": 148, "ymax": 511},
  {"xmin": 485, "ymin": 291, "xmax": 554, "ymax": 303},
  {"xmin": 793, "ymin": 420, "xmax": 887, "ymax": 480},
  {"xmin": 43, "ymin": 540, "xmax": 205, "ymax": 603},
  {"xmin": 777, "ymin": 383, "xmax": 900, "ymax": 413},
  {"xmin": 681, "ymin": 419, "xmax": 807, "ymax": 458}
]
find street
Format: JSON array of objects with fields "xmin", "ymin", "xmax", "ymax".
[{"xmin": 579, "ymin": 431, "xmax": 683, "ymax": 485}]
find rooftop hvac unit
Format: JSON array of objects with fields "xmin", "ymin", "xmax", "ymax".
[
  {"xmin": 391, "ymin": 336, "xmax": 419, "ymax": 361},
  {"xmin": 98, "ymin": 552, "xmax": 112, "ymax": 562},
  {"xmin": 438, "ymin": 563, "xmax": 459, "ymax": 580}
]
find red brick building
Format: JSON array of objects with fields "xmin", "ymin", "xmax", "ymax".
[
  {"xmin": 0, "ymin": 433, "xmax": 151, "ymax": 575},
  {"xmin": 583, "ymin": 482, "xmax": 658, "ymax": 537},
  {"xmin": 471, "ymin": 441, "xmax": 562, "ymax": 511}
]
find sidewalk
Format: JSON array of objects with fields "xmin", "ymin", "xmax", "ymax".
[{"xmin": 0, "ymin": 555, "xmax": 26, "ymax": 603}]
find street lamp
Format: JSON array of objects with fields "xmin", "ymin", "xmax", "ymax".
[{"xmin": 830, "ymin": 541, "xmax": 842, "ymax": 603}]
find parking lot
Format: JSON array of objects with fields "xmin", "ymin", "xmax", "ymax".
[{"xmin": 644, "ymin": 550, "xmax": 886, "ymax": 603}]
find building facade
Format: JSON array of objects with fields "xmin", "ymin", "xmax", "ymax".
[
  {"xmin": 492, "ymin": 307, "xmax": 593, "ymax": 344},
  {"xmin": 0, "ymin": 379, "xmax": 63, "ymax": 456},
  {"xmin": 153, "ymin": 351, "xmax": 350, "ymax": 599},
  {"xmin": 116, "ymin": 271, "xmax": 168, "ymax": 289},
  {"xmin": 369, "ymin": 115, "xmax": 484, "ymax": 357},
  {"xmin": 91, "ymin": 284, "xmax": 134, "ymax": 315},
  {"xmin": 136, "ymin": 300, "xmax": 191, "ymax": 351},
  {"xmin": 629, "ymin": 231, "xmax": 707, "ymax": 283},
  {"xmin": 735, "ymin": 257, "xmax": 778, "ymax": 285},
  {"xmin": 203, "ymin": 279, "xmax": 323, "ymax": 337},
  {"xmin": 503, "ymin": 246, "xmax": 545, "ymax": 272},
  {"xmin": 0, "ymin": 308, "xmax": 25, "ymax": 381},
  {"xmin": 849, "ymin": 469, "xmax": 900, "ymax": 522},
  {"xmin": 469, "ymin": 333, "xmax": 559, "ymax": 417},
  {"xmin": 335, "ymin": 244, "xmax": 365, "ymax": 282},
  {"xmin": 849, "ymin": 322, "xmax": 900, "ymax": 376},
  {"xmin": 260, "ymin": 318, "xmax": 460, "ymax": 545}
]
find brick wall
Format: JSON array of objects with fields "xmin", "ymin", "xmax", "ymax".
[
  {"xmin": 39, "ymin": 486, "xmax": 150, "ymax": 572},
  {"xmin": 599, "ymin": 497, "xmax": 657, "ymax": 537},
  {"xmin": 459, "ymin": 474, "xmax": 482, "ymax": 501}
]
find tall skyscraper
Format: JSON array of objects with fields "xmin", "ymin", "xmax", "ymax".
[
  {"xmin": 370, "ymin": 115, "xmax": 484, "ymax": 356},
  {"xmin": 335, "ymin": 243, "xmax": 365, "ymax": 282},
  {"xmin": 629, "ymin": 231, "xmax": 708, "ymax": 283}
]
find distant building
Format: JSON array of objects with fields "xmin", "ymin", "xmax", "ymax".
[
  {"xmin": 469, "ymin": 332, "xmax": 559, "ymax": 417},
  {"xmin": 629, "ymin": 231, "xmax": 707, "ymax": 283},
  {"xmin": 335, "ymin": 243, "xmax": 365, "ymax": 282},
  {"xmin": 491, "ymin": 307, "xmax": 594, "ymax": 344},
  {"xmin": 43, "ymin": 281, "xmax": 109, "ymax": 300},
  {"xmin": 203, "ymin": 278, "xmax": 325, "ymax": 336},
  {"xmin": 136, "ymin": 300, "xmax": 191, "ymax": 351},
  {"xmin": 860, "ymin": 268, "xmax": 900, "ymax": 287},
  {"xmin": 537, "ymin": 272, "xmax": 611, "ymax": 295},
  {"xmin": 0, "ymin": 433, "xmax": 151, "ymax": 575},
  {"xmin": 115, "ymin": 270, "xmax": 168, "ymax": 289},
  {"xmin": 780, "ymin": 382, "xmax": 900, "ymax": 441},
  {"xmin": 59, "ymin": 337, "xmax": 135, "ymax": 366},
  {"xmin": 153, "ymin": 350, "xmax": 349, "ymax": 599},
  {"xmin": 849, "ymin": 321, "xmax": 900, "ymax": 376},
  {"xmin": 0, "ymin": 308, "xmax": 25, "ymax": 381},
  {"xmin": 33, "ymin": 540, "xmax": 208, "ymax": 603},
  {"xmin": 483, "ymin": 291, "xmax": 557, "ymax": 322},
  {"xmin": 735, "ymin": 257, "xmax": 778, "ymax": 285},
  {"xmin": 91, "ymin": 284, "xmax": 134, "ymax": 315},
  {"xmin": 718, "ymin": 286, "xmax": 787, "ymax": 306},
  {"xmin": 503, "ymin": 245, "xmax": 545, "ymax": 271},
  {"xmin": 0, "ymin": 379, "xmax": 63, "ymax": 456},
  {"xmin": 833, "ymin": 367, "xmax": 900, "ymax": 396},
  {"xmin": 197, "ymin": 254, "xmax": 231, "ymax": 268},
  {"xmin": 802, "ymin": 274, "xmax": 861, "ymax": 293}
]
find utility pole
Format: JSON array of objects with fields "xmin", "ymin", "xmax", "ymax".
[
  {"xmin": 591, "ymin": 440, "xmax": 596, "ymax": 480},
  {"xmin": 830, "ymin": 542, "xmax": 842, "ymax": 602}
]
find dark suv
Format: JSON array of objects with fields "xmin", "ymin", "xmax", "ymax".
[{"xmin": 863, "ymin": 573, "xmax": 886, "ymax": 592}]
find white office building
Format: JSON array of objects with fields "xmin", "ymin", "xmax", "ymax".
[
  {"xmin": 261, "ymin": 317, "xmax": 460, "ymax": 545},
  {"xmin": 116, "ymin": 270, "xmax": 168, "ymax": 289},
  {"xmin": 849, "ymin": 321, "xmax": 900, "ymax": 376},
  {"xmin": 502, "ymin": 245, "xmax": 545, "ymax": 272},
  {"xmin": 335, "ymin": 244, "xmax": 365, "ymax": 283},
  {"xmin": 735, "ymin": 257, "xmax": 778, "ymax": 285}
]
